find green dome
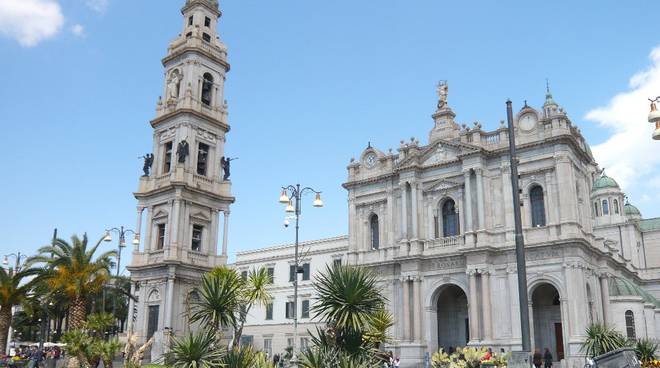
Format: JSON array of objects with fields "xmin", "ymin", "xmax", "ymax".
[
  {"xmin": 624, "ymin": 202, "xmax": 641, "ymax": 216},
  {"xmin": 609, "ymin": 277, "xmax": 659, "ymax": 307},
  {"xmin": 593, "ymin": 174, "xmax": 619, "ymax": 190}
]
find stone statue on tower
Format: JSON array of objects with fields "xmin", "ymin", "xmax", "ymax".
[{"xmin": 437, "ymin": 80, "xmax": 448, "ymax": 109}]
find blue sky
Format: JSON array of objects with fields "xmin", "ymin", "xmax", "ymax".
[{"xmin": 1, "ymin": 0, "xmax": 659, "ymax": 268}]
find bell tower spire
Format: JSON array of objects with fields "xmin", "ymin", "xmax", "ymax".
[{"xmin": 127, "ymin": 0, "xmax": 234, "ymax": 361}]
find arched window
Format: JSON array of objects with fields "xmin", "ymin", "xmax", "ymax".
[
  {"xmin": 613, "ymin": 199, "xmax": 620, "ymax": 214},
  {"xmin": 530, "ymin": 185, "xmax": 546, "ymax": 227},
  {"xmin": 594, "ymin": 202, "xmax": 600, "ymax": 217},
  {"xmin": 370, "ymin": 215, "xmax": 379, "ymax": 250},
  {"xmin": 625, "ymin": 310, "xmax": 636, "ymax": 339},
  {"xmin": 441, "ymin": 199, "xmax": 459, "ymax": 237},
  {"xmin": 602, "ymin": 199, "xmax": 609, "ymax": 215},
  {"xmin": 201, "ymin": 73, "xmax": 214, "ymax": 106}
]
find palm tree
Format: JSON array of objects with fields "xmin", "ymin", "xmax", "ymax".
[
  {"xmin": 189, "ymin": 266, "xmax": 243, "ymax": 339},
  {"xmin": 581, "ymin": 323, "xmax": 628, "ymax": 358},
  {"xmin": 233, "ymin": 267, "xmax": 272, "ymax": 348},
  {"xmin": 166, "ymin": 329, "xmax": 225, "ymax": 368},
  {"xmin": 0, "ymin": 266, "xmax": 41, "ymax": 354},
  {"xmin": 28, "ymin": 233, "xmax": 116, "ymax": 330}
]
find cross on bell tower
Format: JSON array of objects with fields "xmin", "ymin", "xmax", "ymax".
[{"xmin": 127, "ymin": 0, "xmax": 234, "ymax": 361}]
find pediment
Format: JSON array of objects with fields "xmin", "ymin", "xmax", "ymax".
[
  {"xmin": 423, "ymin": 178, "xmax": 462, "ymax": 193},
  {"xmin": 190, "ymin": 211, "xmax": 211, "ymax": 222},
  {"xmin": 418, "ymin": 140, "xmax": 479, "ymax": 167},
  {"xmin": 153, "ymin": 209, "xmax": 169, "ymax": 220}
]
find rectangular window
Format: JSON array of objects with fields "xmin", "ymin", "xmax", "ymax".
[
  {"xmin": 302, "ymin": 263, "xmax": 310, "ymax": 281},
  {"xmin": 300, "ymin": 337, "xmax": 309, "ymax": 351},
  {"xmin": 239, "ymin": 335, "xmax": 253, "ymax": 347},
  {"xmin": 241, "ymin": 270, "xmax": 248, "ymax": 280},
  {"xmin": 196, "ymin": 142, "xmax": 209, "ymax": 176},
  {"xmin": 285, "ymin": 301, "xmax": 294, "ymax": 319},
  {"xmin": 204, "ymin": 17, "xmax": 211, "ymax": 27},
  {"xmin": 287, "ymin": 337, "xmax": 294, "ymax": 348},
  {"xmin": 163, "ymin": 141, "xmax": 173, "ymax": 173},
  {"xmin": 333, "ymin": 259, "xmax": 341, "ymax": 268},
  {"xmin": 263, "ymin": 338, "xmax": 272, "ymax": 356},
  {"xmin": 289, "ymin": 265, "xmax": 296, "ymax": 282},
  {"xmin": 265, "ymin": 303, "xmax": 273, "ymax": 320},
  {"xmin": 188, "ymin": 15, "xmax": 193, "ymax": 25},
  {"xmin": 301, "ymin": 300, "xmax": 309, "ymax": 319},
  {"xmin": 191, "ymin": 224, "xmax": 203, "ymax": 251},
  {"xmin": 267, "ymin": 267, "xmax": 274, "ymax": 284},
  {"xmin": 202, "ymin": 33, "xmax": 211, "ymax": 42},
  {"xmin": 157, "ymin": 224, "xmax": 166, "ymax": 250}
]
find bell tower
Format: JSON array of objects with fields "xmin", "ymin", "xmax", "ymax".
[{"xmin": 127, "ymin": 0, "xmax": 234, "ymax": 360}]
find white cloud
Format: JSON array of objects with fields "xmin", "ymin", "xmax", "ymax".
[
  {"xmin": 0, "ymin": 0, "xmax": 64, "ymax": 47},
  {"xmin": 71, "ymin": 24, "xmax": 85, "ymax": 37},
  {"xmin": 587, "ymin": 46, "xmax": 660, "ymax": 192},
  {"xmin": 85, "ymin": 0, "xmax": 108, "ymax": 14}
]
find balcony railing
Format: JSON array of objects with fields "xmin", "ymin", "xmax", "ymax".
[{"xmin": 425, "ymin": 235, "xmax": 463, "ymax": 249}]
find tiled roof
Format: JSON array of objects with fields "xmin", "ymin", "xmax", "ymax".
[{"xmin": 639, "ymin": 217, "xmax": 660, "ymax": 232}]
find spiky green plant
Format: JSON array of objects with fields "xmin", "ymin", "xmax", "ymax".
[
  {"xmin": 189, "ymin": 266, "xmax": 243, "ymax": 340},
  {"xmin": 221, "ymin": 346, "xmax": 257, "ymax": 368},
  {"xmin": 0, "ymin": 266, "xmax": 41, "ymax": 355},
  {"xmin": 635, "ymin": 338, "xmax": 659, "ymax": 362},
  {"xmin": 233, "ymin": 267, "xmax": 272, "ymax": 348},
  {"xmin": 581, "ymin": 323, "xmax": 628, "ymax": 358},
  {"xmin": 166, "ymin": 329, "xmax": 225, "ymax": 368},
  {"xmin": 91, "ymin": 338, "xmax": 122, "ymax": 368}
]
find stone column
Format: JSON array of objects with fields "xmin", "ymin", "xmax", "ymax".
[
  {"xmin": 222, "ymin": 211, "xmax": 230, "ymax": 256},
  {"xmin": 127, "ymin": 282, "xmax": 136, "ymax": 334},
  {"xmin": 401, "ymin": 184, "xmax": 408, "ymax": 239},
  {"xmin": 476, "ymin": 168, "xmax": 485, "ymax": 230},
  {"xmin": 468, "ymin": 270, "xmax": 480, "ymax": 341},
  {"xmin": 144, "ymin": 207, "xmax": 153, "ymax": 252},
  {"xmin": 413, "ymin": 277, "xmax": 422, "ymax": 341},
  {"xmin": 165, "ymin": 276, "xmax": 175, "ymax": 329},
  {"xmin": 464, "ymin": 170, "xmax": 473, "ymax": 232},
  {"xmin": 210, "ymin": 209, "xmax": 219, "ymax": 256},
  {"xmin": 402, "ymin": 278, "xmax": 410, "ymax": 341},
  {"xmin": 170, "ymin": 198, "xmax": 181, "ymax": 248},
  {"xmin": 481, "ymin": 271, "xmax": 492, "ymax": 341},
  {"xmin": 600, "ymin": 274, "xmax": 610, "ymax": 324},
  {"xmin": 501, "ymin": 163, "xmax": 514, "ymax": 236},
  {"xmin": 135, "ymin": 207, "xmax": 144, "ymax": 252},
  {"xmin": 411, "ymin": 183, "xmax": 418, "ymax": 239}
]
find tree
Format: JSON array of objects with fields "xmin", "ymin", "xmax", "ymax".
[
  {"xmin": 189, "ymin": 266, "xmax": 242, "ymax": 340},
  {"xmin": 28, "ymin": 233, "xmax": 116, "ymax": 330},
  {"xmin": 233, "ymin": 267, "xmax": 272, "ymax": 348},
  {"xmin": 581, "ymin": 323, "xmax": 628, "ymax": 358},
  {"xmin": 301, "ymin": 264, "xmax": 391, "ymax": 365},
  {"xmin": 0, "ymin": 266, "xmax": 41, "ymax": 354}
]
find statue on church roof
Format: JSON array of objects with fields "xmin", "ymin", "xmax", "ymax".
[
  {"xmin": 141, "ymin": 153, "xmax": 154, "ymax": 176},
  {"xmin": 221, "ymin": 156, "xmax": 237, "ymax": 181},
  {"xmin": 176, "ymin": 139, "xmax": 189, "ymax": 164},
  {"xmin": 437, "ymin": 80, "xmax": 448, "ymax": 109}
]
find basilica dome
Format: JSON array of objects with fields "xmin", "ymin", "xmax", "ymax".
[{"xmin": 593, "ymin": 173, "xmax": 619, "ymax": 190}]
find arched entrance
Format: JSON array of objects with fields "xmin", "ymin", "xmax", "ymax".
[
  {"xmin": 436, "ymin": 284, "xmax": 469, "ymax": 351},
  {"xmin": 532, "ymin": 283, "xmax": 564, "ymax": 361}
]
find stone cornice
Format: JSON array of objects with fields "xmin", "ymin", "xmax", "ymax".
[{"xmin": 150, "ymin": 108, "xmax": 230, "ymax": 132}]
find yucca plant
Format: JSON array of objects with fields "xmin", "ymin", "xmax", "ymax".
[
  {"xmin": 581, "ymin": 323, "xmax": 628, "ymax": 358},
  {"xmin": 221, "ymin": 346, "xmax": 257, "ymax": 368},
  {"xmin": 635, "ymin": 338, "xmax": 659, "ymax": 362},
  {"xmin": 166, "ymin": 329, "xmax": 225, "ymax": 368},
  {"xmin": 233, "ymin": 267, "xmax": 272, "ymax": 348},
  {"xmin": 91, "ymin": 338, "xmax": 122, "ymax": 368}
]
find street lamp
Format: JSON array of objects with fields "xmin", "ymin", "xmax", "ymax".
[
  {"xmin": 104, "ymin": 226, "xmax": 138, "ymax": 335},
  {"xmin": 2, "ymin": 252, "xmax": 28, "ymax": 272},
  {"xmin": 647, "ymin": 97, "xmax": 660, "ymax": 140},
  {"xmin": 278, "ymin": 184, "xmax": 323, "ymax": 362}
]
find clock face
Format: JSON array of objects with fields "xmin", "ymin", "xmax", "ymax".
[
  {"xmin": 365, "ymin": 153, "xmax": 378, "ymax": 168},
  {"xmin": 519, "ymin": 113, "xmax": 538, "ymax": 131}
]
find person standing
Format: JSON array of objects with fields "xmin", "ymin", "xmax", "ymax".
[
  {"xmin": 532, "ymin": 349, "xmax": 543, "ymax": 368},
  {"xmin": 544, "ymin": 348, "xmax": 553, "ymax": 368}
]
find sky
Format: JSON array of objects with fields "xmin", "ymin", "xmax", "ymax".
[{"xmin": 1, "ymin": 0, "xmax": 659, "ymax": 269}]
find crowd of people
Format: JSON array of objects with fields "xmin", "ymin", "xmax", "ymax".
[
  {"xmin": 532, "ymin": 348, "xmax": 554, "ymax": 368},
  {"xmin": 1, "ymin": 346, "xmax": 62, "ymax": 368}
]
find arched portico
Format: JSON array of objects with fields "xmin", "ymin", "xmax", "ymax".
[{"xmin": 427, "ymin": 282, "xmax": 469, "ymax": 353}]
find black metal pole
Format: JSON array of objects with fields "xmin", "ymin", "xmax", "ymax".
[
  {"xmin": 292, "ymin": 184, "xmax": 300, "ymax": 361},
  {"xmin": 507, "ymin": 100, "xmax": 531, "ymax": 353}
]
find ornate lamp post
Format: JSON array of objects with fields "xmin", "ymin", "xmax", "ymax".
[
  {"xmin": 2, "ymin": 252, "xmax": 28, "ymax": 273},
  {"xmin": 278, "ymin": 184, "xmax": 323, "ymax": 362},
  {"xmin": 103, "ymin": 226, "xmax": 139, "ymax": 335},
  {"xmin": 647, "ymin": 97, "xmax": 660, "ymax": 140}
]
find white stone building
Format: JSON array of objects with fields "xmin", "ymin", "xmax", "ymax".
[
  {"xmin": 234, "ymin": 236, "xmax": 348, "ymax": 357},
  {"xmin": 127, "ymin": 0, "xmax": 234, "ymax": 361},
  {"xmin": 125, "ymin": 2, "xmax": 660, "ymax": 367}
]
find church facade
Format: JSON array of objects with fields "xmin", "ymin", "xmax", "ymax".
[{"xmin": 125, "ymin": 1, "xmax": 660, "ymax": 367}]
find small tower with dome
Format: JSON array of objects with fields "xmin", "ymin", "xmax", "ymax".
[{"xmin": 591, "ymin": 171, "xmax": 625, "ymax": 226}]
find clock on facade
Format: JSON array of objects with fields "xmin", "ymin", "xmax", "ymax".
[
  {"xmin": 519, "ymin": 113, "xmax": 538, "ymax": 131},
  {"xmin": 364, "ymin": 153, "xmax": 378, "ymax": 168}
]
